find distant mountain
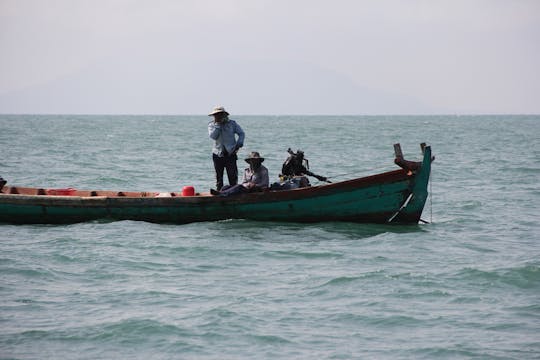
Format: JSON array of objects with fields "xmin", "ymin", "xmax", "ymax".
[{"xmin": 0, "ymin": 56, "xmax": 434, "ymax": 115}]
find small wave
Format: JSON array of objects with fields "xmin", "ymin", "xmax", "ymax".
[
  {"xmin": 317, "ymin": 275, "xmax": 368, "ymax": 288},
  {"xmin": 501, "ymin": 166, "xmax": 540, "ymax": 174},
  {"xmin": 412, "ymin": 347, "xmax": 481, "ymax": 358},
  {"xmin": 14, "ymin": 298, "xmax": 36, "ymax": 304},
  {"xmin": 449, "ymin": 296, "xmax": 483, "ymax": 304},
  {"xmin": 460, "ymin": 243, "xmax": 498, "ymax": 253},
  {"xmin": 263, "ymin": 250, "xmax": 344, "ymax": 259},
  {"xmin": 508, "ymin": 303, "xmax": 540, "ymax": 315},
  {"xmin": 458, "ymin": 200, "xmax": 483, "ymax": 210},
  {"xmin": 370, "ymin": 314, "xmax": 424, "ymax": 327},
  {"xmin": 0, "ymin": 257, "xmax": 17, "ymax": 265},
  {"xmin": 191, "ymin": 264, "xmax": 227, "ymax": 273},
  {"xmin": 248, "ymin": 334, "xmax": 293, "ymax": 344},
  {"xmin": 204, "ymin": 307, "xmax": 240, "ymax": 320},
  {"xmin": 9, "ymin": 319, "xmax": 190, "ymax": 349},
  {"xmin": 91, "ymin": 319, "xmax": 189, "ymax": 342},
  {"xmin": 391, "ymin": 289, "xmax": 452, "ymax": 299},
  {"xmin": 324, "ymin": 275, "xmax": 362, "ymax": 285},
  {"xmin": 1, "ymin": 266, "xmax": 57, "ymax": 279},
  {"xmin": 507, "ymin": 265, "xmax": 540, "ymax": 288},
  {"xmin": 52, "ymin": 254, "xmax": 78, "ymax": 263},
  {"xmin": 18, "ymin": 329, "xmax": 50, "ymax": 339},
  {"xmin": 457, "ymin": 264, "xmax": 540, "ymax": 289}
]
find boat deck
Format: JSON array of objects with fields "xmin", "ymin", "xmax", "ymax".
[{"xmin": 0, "ymin": 186, "xmax": 213, "ymax": 198}]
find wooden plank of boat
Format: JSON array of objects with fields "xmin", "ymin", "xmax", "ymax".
[{"xmin": 0, "ymin": 146, "xmax": 432, "ymax": 225}]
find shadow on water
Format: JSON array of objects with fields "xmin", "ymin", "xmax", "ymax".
[
  {"xmin": 1, "ymin": 218, "xmax": 427, "ymax": 244},
  {"xmin": 205, "ymin": 219, "xmax": 427, "ymax": 241}
]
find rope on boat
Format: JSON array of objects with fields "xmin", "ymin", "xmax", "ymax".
[{"xmin": 387, "ymin": 192, "xmax": 414, "ymax": 223}]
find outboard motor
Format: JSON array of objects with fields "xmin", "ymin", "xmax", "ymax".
[{"xmin": 280, "ymin": 149, "xmax": 330, "ymax": 183}]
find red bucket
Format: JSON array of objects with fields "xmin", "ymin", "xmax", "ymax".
[{"xmin": 181, "ymin": 186, "xmax": 195, "ymax": 196}]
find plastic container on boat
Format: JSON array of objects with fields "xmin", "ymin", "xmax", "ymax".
[{"xmin": 181, "ymin": 186, "xmax": 195, "ymax": 196}]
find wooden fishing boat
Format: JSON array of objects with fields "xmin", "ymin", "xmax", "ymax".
[{"xmin": 0, "ymin": 144, "xmax": 432, "ymax": 225}]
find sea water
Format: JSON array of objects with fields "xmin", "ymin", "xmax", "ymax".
[{"xmin": 0, "ymin": 115, "xmax": 539, "ymax": 359}]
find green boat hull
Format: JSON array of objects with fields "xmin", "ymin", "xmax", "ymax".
[{"xmin": 0, "ymin": 147, "xmax": 432, "ymax": 225}]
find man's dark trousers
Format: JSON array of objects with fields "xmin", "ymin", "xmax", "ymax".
[{"xmin": 213, "ymin": 153, "xmax": 238, "ymax": 190}]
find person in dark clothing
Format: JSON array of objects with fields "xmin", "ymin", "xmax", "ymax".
[
  {"xmin": 211, "ymin": 152, "xmax": 269, "ymax": 196},
  {"xmin": 270, "ymin": 149, "xmax": 330, "ymax": 191},
  {"xmin": 281, "ymin": 148, "xmax": 329, "ymax": 182},
  {"xmin": 0, "ymin": 177, "xmax": 6, "ymax": 192}
]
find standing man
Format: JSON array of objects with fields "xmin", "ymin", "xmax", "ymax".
[{"xmin": 208, "ymin": 106, "xmax": 245, "ymax": 190}]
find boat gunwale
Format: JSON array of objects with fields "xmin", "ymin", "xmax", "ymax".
[{"xmin": 0, "ymin": 168, "xmax": 412, "ymax": 206}]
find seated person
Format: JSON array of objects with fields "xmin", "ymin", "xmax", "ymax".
[
  {"xmin": 281, "ymin": 148, "xmax": 328, "ymax": 182},
  {"xmin": 211, "ymin": 152, "xmax": 269, "ymax": 196},
  {"xmin": 270, "ymin": 149, "xmax": 329, "ymax": 191}
]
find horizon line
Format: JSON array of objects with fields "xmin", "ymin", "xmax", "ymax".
[{"xmin": 1, "ymin": 113, "xmax": 539, "ymax": 117}]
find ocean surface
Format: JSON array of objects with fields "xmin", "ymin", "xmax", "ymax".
[{"xmin": 1, "ymin": 114, "xmax": 539, "ymax": 359}]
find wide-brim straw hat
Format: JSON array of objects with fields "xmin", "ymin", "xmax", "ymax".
[
  {"xmin": 245, "ymin": 152, "xmax": 264, "ymax": 163},
  {"xmin": 208, "ymin": 106, "xmax": 229, "ymax": 116}
]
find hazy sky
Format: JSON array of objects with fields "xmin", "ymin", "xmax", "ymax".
[{"xmin": 1, "ymin": 0, "xmax": 539, "ymax": 115}]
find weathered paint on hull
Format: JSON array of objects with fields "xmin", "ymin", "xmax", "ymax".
[{"xmin": 0, "ymin": 148, "xmax": 431, "ymax": 225}]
